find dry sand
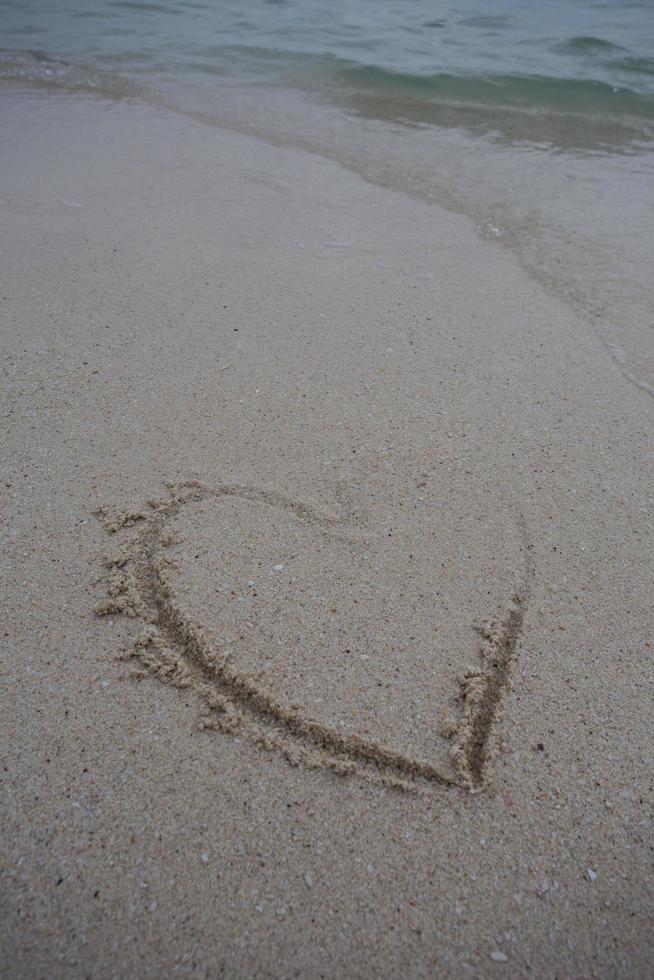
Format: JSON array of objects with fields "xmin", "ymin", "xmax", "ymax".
[{"xmin": 1, "ymin": 88, "xmax": 652, "ymax": 977}]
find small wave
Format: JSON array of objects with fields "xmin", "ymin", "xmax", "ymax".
[
  {"xmin": 611, "ymin": 55, "xmax": 654, "ymax": 78},
  {"xmin": 199, "ymin": 46, "xmax": 654, "ymax": 120},
  {"xmin": 556, "ymin": 36, "xmax": 626, "ymax": 54},
  {"xmin": 336, "ymin": 62, "xmax": 654, "ymax": 119}
]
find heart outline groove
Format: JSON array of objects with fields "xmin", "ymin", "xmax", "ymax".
[{"xmin": 94, "ymin": 481, "xmax": 532, "ymax": 793}]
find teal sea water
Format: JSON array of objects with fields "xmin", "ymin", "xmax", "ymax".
[{"xmin": 2, "ymin": 0, "xmax": 654, "ymax": 128}]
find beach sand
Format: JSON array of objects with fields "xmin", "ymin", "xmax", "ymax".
[{"xmin": 1, "ymin": 89, "xmax": 652, "ymax": 976}]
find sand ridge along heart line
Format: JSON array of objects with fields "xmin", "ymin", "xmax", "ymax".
[{"xmin": 94, "ymin": 481, "xmax": 531, "ymax": 793}]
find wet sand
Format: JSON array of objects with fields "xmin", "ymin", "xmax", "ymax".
[{"xmin": 1, "ymin": 89, "xmax": 652, "ymax": 977}]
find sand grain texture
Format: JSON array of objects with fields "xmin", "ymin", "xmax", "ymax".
[{"xmin": 1, "ymin": 90, "xmax": 652, "ymax": 978}]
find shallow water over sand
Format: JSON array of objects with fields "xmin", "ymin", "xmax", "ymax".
[{"xmin": 1, "ymin": 0, "xmax": 653, "ymax": 393}]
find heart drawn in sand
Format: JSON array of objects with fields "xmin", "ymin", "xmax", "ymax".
[{"xmin": 95, "ymin": 481, "xmax": 531, "ymax": 792}]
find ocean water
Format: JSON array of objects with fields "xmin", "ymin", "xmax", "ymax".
[
  {"xmin": 2, "ymin": 0, "xmax": 654, "ymax": 125},
  {"xmin": 1, "ymin": 0, "xmax": 653, "ymax": 392}
]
